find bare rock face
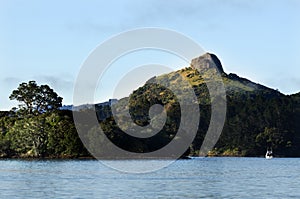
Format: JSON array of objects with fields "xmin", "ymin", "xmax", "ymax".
[{"xmin": 191, "ymin": 53, "xmax": 225, "ymax": 75}]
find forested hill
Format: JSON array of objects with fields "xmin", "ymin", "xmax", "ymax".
[
  {"xmin": 96, "ymin": 53, "xmax": 300, "ymax": 157},
  {"xmin": 0, "ymin": 54, "xmax": 299, "ymax": 158}
]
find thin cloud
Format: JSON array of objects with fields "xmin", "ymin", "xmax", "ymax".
[
  {"xmin": 126, "ymin": 0, "xmax": 258, "ymax": 26},
  {"xmin": 63, "ymin": 0, "xmax": 259, "ymax": 34},
  {"xmin": 3, "ymin": 75, "xmax": 74, "ymax": 91},
  {"xmin": 34, "ymin": 75, "xmax": 74, "ymax": 91},
  {"xmin": 3, "ymin": 77, "xmax": 22, "ymax": 85},
  {"xmin": 31, "ymin": 75, "xmax": 75, "ymax": 105}
]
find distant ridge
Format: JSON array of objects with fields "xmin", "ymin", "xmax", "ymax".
[{"xmin": 61, "ymin": 99, "xmax": 118, "ymax": 111}]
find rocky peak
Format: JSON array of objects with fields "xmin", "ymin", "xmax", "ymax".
[{"xmin": 191, "ymin": 53, "xmax": 225, "ymax": 75}]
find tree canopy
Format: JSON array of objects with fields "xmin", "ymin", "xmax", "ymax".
[{"xmin": 9, "ymin": 81, "xmax": 63, "ymax": 115}]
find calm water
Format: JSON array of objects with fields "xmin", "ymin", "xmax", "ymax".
[{"xmin": 0, "ymin": 158, "xmax": 299, "ymax": 199}]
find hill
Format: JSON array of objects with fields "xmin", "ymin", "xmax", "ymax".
[
  {"xmin": 1, "ymin": 53, "xmax": 299, "ymax": 158},
  {"xmin": 94, "ymin": 53, "xmax": 300, "ymax": 157}
]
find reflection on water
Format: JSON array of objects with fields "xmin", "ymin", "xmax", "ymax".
[{"xmin": 0, "ymin": 158, "xmax": 299, "ymax": 199}]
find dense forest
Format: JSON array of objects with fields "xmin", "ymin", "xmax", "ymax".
[
  {"xmin": 0, "ymin": 81, "xmax": 89, "ymax": 158},
  {"xmin": 0, "ymin": 53, "xmax": 299, "ymax": 158},
  {"xmin": 92, "ymin": 54, "xmax": 300, "ymax": 158}
]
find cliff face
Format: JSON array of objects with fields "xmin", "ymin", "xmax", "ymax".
[
  {"xmin": 191, "ymin": 53, "xmax": 225, "ymax": 75},
  {"xmin": 189, "ymin": 53, "xmax": 278, "ymax": 94}
]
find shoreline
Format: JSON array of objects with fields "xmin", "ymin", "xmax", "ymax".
[{"xmin": 0, "ymin": 155, "xmax": 299, "ymax": 160}]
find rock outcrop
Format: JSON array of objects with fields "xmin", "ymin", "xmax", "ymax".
[{"xmin": 191, "ymin": 53, "xmax": 225, "ymax": 75}]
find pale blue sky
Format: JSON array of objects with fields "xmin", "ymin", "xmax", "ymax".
[{"xmin": 1, "ymin": 0, "xmax": 300, "ymax": 110}]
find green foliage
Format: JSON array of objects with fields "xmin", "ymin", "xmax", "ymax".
[
  {"xmin": 0, "ymin": 133, "xmax": 11, "ymax": 157},
  {"xmin": 9, "ymin": 80, "xmax": 62, "ymax": 115},
  {"xmin": 0, "ymin": 81, "xmax": 87, "ymax": 158},
  {"xmin": 1, "ymin": 67, "xmax": 300, "ymax": 159},
  {"xmin": 99, "ymin": 67, "xmax": 300, "ymax": 157},
  {"xmin": 7, "ymin": 116, "xmax": 48, "ymax": 157},
  {"xmin": 46, "ymin": 112, "xmax": 87, "ymax": 157},
  {"xmin": 0, "ymin": 111, "xmax": 88, "ymax": 158}
]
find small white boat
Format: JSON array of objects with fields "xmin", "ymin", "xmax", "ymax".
[{"xmin": 265, "ymin": 149, "xmax": 273, "ymax": 159}]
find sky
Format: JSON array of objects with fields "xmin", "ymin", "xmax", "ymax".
[{"xmin": 0, "ymin": 0, "xmax": 300, "ymax": 110}]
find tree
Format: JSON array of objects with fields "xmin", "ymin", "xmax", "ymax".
[
  {"xmin": 7, "ymin": 115, "xmax": 48, "ymax": 157},
  {"xmin": 9, "ymin": 81, "xmax": 62, "ymax": 115},
  {"xmin": 46, "ymin": 112, "xmax": 87, "ymax": 157}
]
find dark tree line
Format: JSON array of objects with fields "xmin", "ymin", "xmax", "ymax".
[{"xmin": 1, "ymin": 76, "xmax": 300, "ymax": 159}]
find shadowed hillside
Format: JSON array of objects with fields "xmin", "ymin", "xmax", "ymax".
[{"xmin": 94, "ymin": 53, "xmax": 300, "ymax": 157}]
